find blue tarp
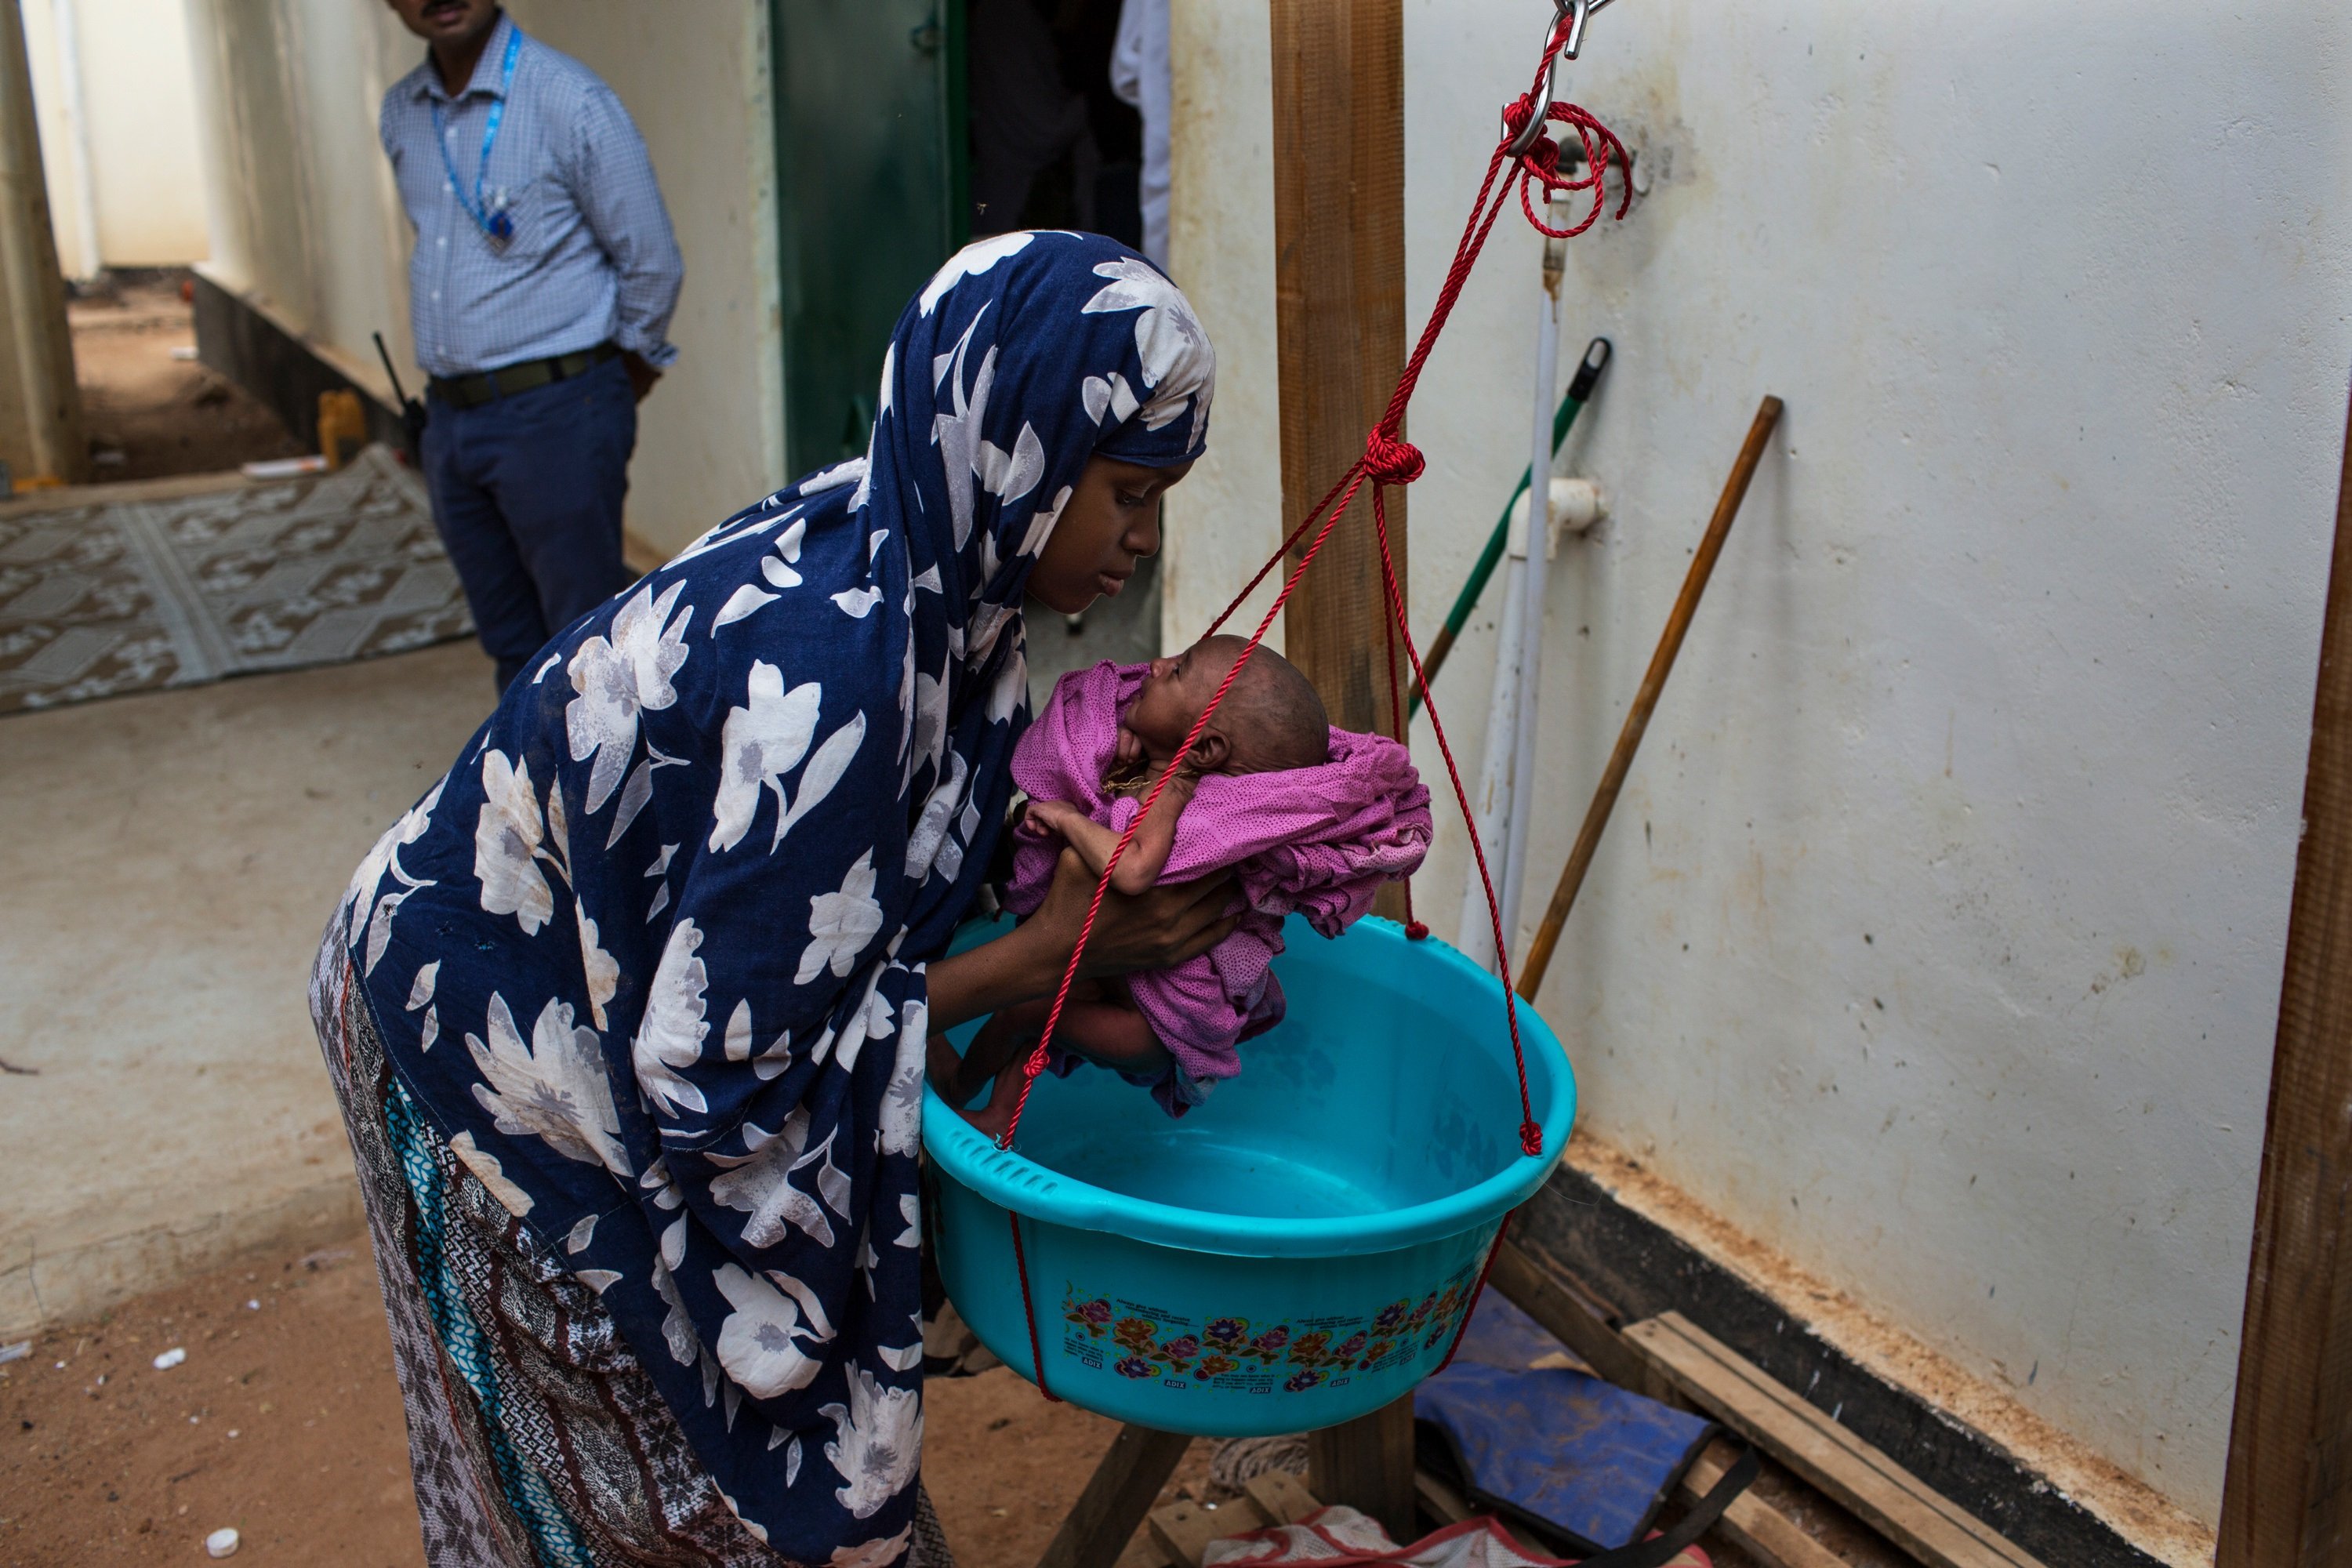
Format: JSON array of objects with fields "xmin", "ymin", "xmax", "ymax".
[{"xmin": 1413, "ymin": 1293, "xmax": 1715, "ymax": 1554}]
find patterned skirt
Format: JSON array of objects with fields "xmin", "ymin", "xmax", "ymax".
[{"xmin": 310, "ymin": 936, "xmax": 955, "ymax": 1568}]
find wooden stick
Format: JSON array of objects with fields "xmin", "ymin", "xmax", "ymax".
[
  {"xmin": 2216, "ymin": 378, "xmax": 2352, "ymax": 1563},
  {"xmin": 1417, "ymin": 621, "xmax": 1461, "ymax": 701},
  {"xmin": 1516, "ymin": 396, "xmax": 1782, "ymax": 1000}
]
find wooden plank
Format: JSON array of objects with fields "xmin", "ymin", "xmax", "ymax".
[
  {"xmin": 1494, "ymin": 1240, "xmax": 1990, "ymax": 1568},
  {"xmin": 1487, "ymin": 1237, "xmax": 1659, "ymax": 1396},
  {"xmin": 1269, "ymin": 0, "xmax": 1410, "ymax": 921},
  {"xmin": 1034, "ymin": 1424, "xmax": 1194, "ymax": 1568},
  {"xmin": 2217, "ymin": 383, "xmax": 2352, "ymax": 1565},
  {"xmin": 1627, "ymin": 1312, "xmax": 2045, "ymax": 1568},
  {"xmin": 1149, "ymin": 1499, "xmax": 1258, "ymax": 1568},
  {"xmin": 1308, "ymin": 1398, "xmax": 1418, "ymax": 1542},
  {"xmin": 1242, "ymin": 1471, "xmax": 1323, "ymax": 1527},
  {"xmin": 1682, "ymin": 1440, "xmax": 1849, "ymax": 1568}
]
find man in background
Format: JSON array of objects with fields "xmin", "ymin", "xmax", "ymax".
[{"xmin": 380, "ymin": 0, "xmax": 684, "ymax": 695}]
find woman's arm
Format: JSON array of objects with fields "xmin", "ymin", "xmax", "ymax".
[{"xmin": 924, "ymin": 848, "xmax": 1239, "ymax": 1033}]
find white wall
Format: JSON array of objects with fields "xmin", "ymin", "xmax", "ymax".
[
  {"xmin": 22, "ymin": 0, "xmax": 209, "ymax": 275},
  {"xmin": 1167, "ymin": 0, "xmax": 2352, "ymax": 1530},
  {"xmin": 180, "ymin": 0, "xmax": 782, "ymax": 552}
]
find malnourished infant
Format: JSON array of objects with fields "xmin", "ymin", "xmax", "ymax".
[{"xmin": 934, "ymin": 635, "xmax": 1432, "ymax": 1137}]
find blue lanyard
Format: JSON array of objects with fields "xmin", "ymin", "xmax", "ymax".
[{"xmin": 431, "ymin": 24, "xmax": 523, "ymax": 243}]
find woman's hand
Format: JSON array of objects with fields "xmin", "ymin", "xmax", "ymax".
[
  {"xmin": 924, "ymin": 850, "xmax": 1240, "ymax": 1035},
  {"xmin": 1031, "ymin": 847, "xmax": 1238, "ymax": 982}
]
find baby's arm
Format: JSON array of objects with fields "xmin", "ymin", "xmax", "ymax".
[{"xmin": 1027, "ymin": 771, "xmax": 1199, "ymax": 895}]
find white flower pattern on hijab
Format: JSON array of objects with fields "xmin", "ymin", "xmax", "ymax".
[{"xmin": 336, "ymin": 231, "xmax": 1211, "ymax": 1563}]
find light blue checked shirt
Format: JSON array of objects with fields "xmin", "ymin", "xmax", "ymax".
[{"xmin": 381, "ymin": 14, "xmax": 683, "ymax": 379}]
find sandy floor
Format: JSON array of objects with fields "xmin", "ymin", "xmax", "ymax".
[
  {"xmin": 68, "ymin": 274, "xmax": 304, "ymax": 483},
  {"xmin": 0, "ymin": 1228, "xmax": 1207, "ymax": 1568},
  {"xmin": 0, "ymin": 1221, "xmax": 1853, "ymax": 1568},
  {"xmin": 0, "ymin": 641, "xmax": 498, "ymax": 1337}
]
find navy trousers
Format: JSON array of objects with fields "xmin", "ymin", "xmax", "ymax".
[{"xmin": 422, "ymin": 354, "xmax": 639, "ymax": 694}]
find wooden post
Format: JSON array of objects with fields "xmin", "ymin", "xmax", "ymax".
[
  {"xmin": 1305, "ymin": 1403, "xmax": 1418, "ymax": 1543},
  {"xmin": 2216, "ymin": 383, "xmax": 2352, "ymax": 1564},
  {"xmin": 1269, "ymin": 0, "xmax": 1407, "ymax": 750},
  {"xmin": 1267, "ymin": 4, "xmax": 1418, "ymax": 1534},
  {"xmin": 0, "ymin": 0, "xmax": 80, "ymax": 485},
  {"xmin": 1033, "ymin": 1423, "xmax": 1193, "ymax": 1568}
]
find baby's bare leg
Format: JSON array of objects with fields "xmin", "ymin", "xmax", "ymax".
[
  {"xmin": 1050, "ymin": 996, "xmax": 1174, "ymax": 1076},
  {"xmin": 935, "ymin": 1007, "xmax": 1033, "ymax": 1109},
  {"xmin": 964, "ymin": 1051, "xmax": 1032, "ymax": 1140}
]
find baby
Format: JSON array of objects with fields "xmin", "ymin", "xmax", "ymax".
[{"xmin": 935, "ymin": 634, "xmax": 1433, "ymax": 1137}]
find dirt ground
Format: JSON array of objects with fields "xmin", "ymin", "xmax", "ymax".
[
  {"xmin": 0, "ymin": 1218, "xmax": 1894, "ymax": 1567},
  {"xmin": 0, "ymin": 1228, "xmax": 1210, "ymax": 1568},
  {"xmin": 67, "ymin": 273, "xmax": 304, "ymax": 484}
]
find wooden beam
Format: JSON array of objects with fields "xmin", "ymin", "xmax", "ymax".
[
  {"xmin": 1486, "ymin": 1235, "xmax": 1657, "ymax": 1394},
  {"xmin": 0, "ymin": 0, "xmax": 84, "ymax": 484},
  {"xmin": 1035, "ymin": 1423, "xmax": 1194, "ymax": 1568},
  {"xmin": 1266, "ymin": 0, "xmax": 1420, "ymax": 1519},
  {"xmin": 1269, "ymin": 0, "xmax": 1408, "ymax": 750},
  {"xmin": 2218, "ymin": 378, "xmax": 2352, "ymax": 1566},
  {"xmin": 1625, "ymin": 1312, "xmax": 2046, "ymax": 1568}
]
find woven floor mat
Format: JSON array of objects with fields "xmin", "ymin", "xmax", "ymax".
[{"xmin": 0, "ymin": 444, "xmax": 470, "ymax": 715}]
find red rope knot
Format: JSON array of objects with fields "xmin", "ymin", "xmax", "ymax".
[
  {"xmin": 1519, "ymin": 1119, "xmax": 1544, "ymax": 1157},
  {"xmin": 1363, "ymin": 429, "xmax": 1425, "ymax": 487},
  {"xmin": 1405, "ymin": 920, "xmax": 1430, "ymax": 942},
  {"xmin": 1501, "ymin": 92, "xmax": 1539, "ymax": 150}
]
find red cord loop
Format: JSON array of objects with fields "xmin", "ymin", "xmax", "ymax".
[
  {"xmin": 1363, "ymin": 429, "xmax": 1425, "ymax": 487},
  {"xmin": 1519, "ymin": 1119, "xmax": 1544, "ymax": 1157},
  {"xmin": 1515, "ymin": 103, "xmax": 1631, "ymax": 240},
  {"xmin": 1406, "ymin": 920, "xmax": 1430, "ymax": 942}
]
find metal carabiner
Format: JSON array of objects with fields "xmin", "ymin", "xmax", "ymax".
[{"xmin": 1503, "ymin": 0, "xmax": 1613, "ymax": 158}]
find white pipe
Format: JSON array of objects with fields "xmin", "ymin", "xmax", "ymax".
[
  {"xmin": 47, "ymin": 0, "xmax": 97, "ymax": 281},
  {"xmin": 1496, "ymin": 198, "xmax": 1566, "ymax": 961},
  {"xmin": 1457, "ymin": 550, "xmax": 1526, "ymax": 971}
]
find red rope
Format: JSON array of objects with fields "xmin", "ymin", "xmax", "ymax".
[
  {"xmin": 992, "ymin": 9, "xmax": 1619, "ymax": 1398},
  {"xmin": 1008, "ymin": 1211, "xmax": 1058, "ymax": 1402},
  {"xmin": 1434, "ymin": 1210, "xmax": 1515, "ymax": 1378}
]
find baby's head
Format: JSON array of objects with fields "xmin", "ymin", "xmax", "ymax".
[{"xmin": 1121, "ymin": 634, "xmax": 1330, "ymax": 775}]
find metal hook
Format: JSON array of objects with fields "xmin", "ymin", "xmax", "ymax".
[{"xmin": 1502, "ymin": 0, "xmax": 1614, "ymax": 158}]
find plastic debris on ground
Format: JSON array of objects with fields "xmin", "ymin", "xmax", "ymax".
[
  {"xmin": 206, "ymin": 1525, "xmax": 241, "ymax": 1557},
  {"xmin": 152, "ymin": 1345, "xmax": 187, "ymax": 1370},
  {"xmin": 0, "ymin": 1340, "xmax": 29, "ymax": 1364}
]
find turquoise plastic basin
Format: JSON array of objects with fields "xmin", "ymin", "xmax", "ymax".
[{"xmin": 923, "ymin": 914, "xmax": 1576, "ymax": 1436}]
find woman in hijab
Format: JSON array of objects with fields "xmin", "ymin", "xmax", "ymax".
[{"xmin": 314, "ymin": 230, "xmax": 1225, "ymax": 1567}]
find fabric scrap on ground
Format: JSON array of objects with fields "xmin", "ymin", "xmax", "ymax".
[{"xmin": 1200, "ymin": 1504, "xmax": 1708, "ymax": 1568}]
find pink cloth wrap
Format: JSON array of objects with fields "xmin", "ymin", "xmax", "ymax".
[{"xmin": 1005, "ymin": 660, "xmax": 1433, "ymax": 1110}]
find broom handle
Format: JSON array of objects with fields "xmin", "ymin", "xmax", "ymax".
[{"xmin": 1516, "ymin": 395, "xmax": 1783, "ymax": 1000}]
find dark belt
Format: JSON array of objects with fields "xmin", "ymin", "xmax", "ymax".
[{"xmin": 429, "ymin": 343, "xmax": 620, "ymax": 410}]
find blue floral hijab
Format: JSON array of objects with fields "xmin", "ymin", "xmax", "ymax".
[{"xmin": 336, "ymin": 230, "xmax": 1214, "ymax": 1561}]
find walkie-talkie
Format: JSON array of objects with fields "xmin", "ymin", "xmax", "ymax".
[{"xmin": 373, "ymin": 332, "xmax": 428, "ymax": 462}]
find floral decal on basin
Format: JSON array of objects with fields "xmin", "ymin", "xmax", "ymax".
[{"xmin": 1056, "ymin": 1271, "xmax": 1478, "ymax": 1393}]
